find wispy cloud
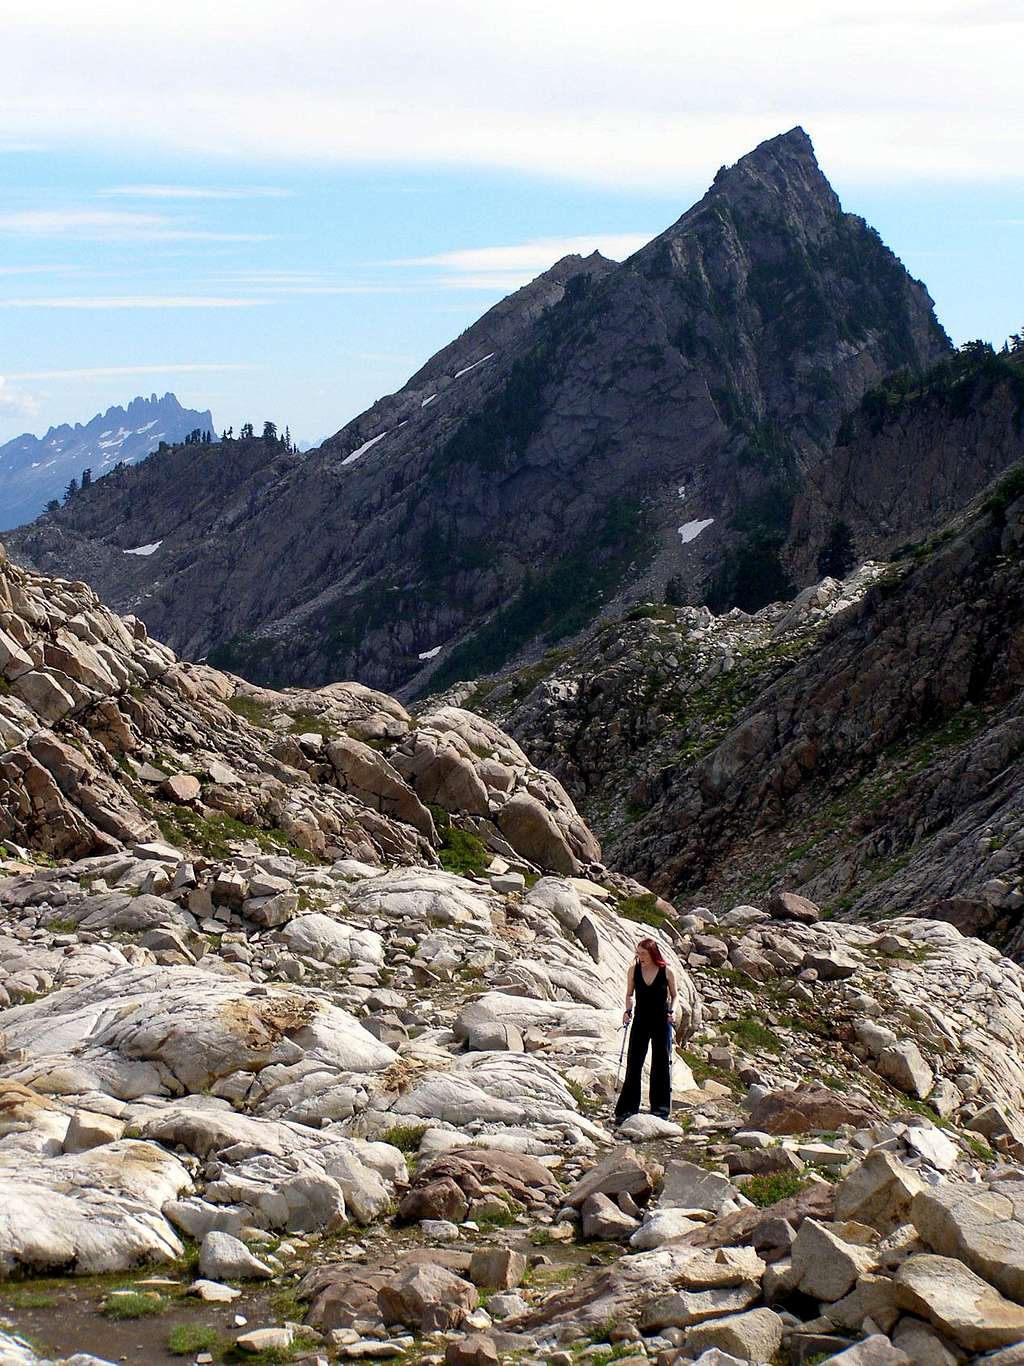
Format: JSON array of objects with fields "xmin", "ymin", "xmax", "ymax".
[
  {"xmin": 0, "ymin": 376, "xmax": 40, "ymax": 419},
  {"xmin": 0, "ymin": 295, "xmax": 267, "ymax": 309},
  {"xmin": 386, "ymin": 232, "xmax": 655, "ymax": 290},
  {"xmin": 4, "ymin": 363, "xmax": 259, "ymax": 380},
  {"xmin": 0, "ymin": 263, "xmax": 79, "ymax": 277},
  {"xmin": 100, "ymin": 185, "xmax": 292, "ymax": 200},
  {"xmin": 0, "ymin": 210, "xmax": 271, "ymax": 241}
]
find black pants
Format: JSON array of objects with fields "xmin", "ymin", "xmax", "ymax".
[{"xmin": 615, "ymin": 1013, "xmax": 671, "ymax": 1119}]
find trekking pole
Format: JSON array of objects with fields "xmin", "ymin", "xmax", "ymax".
[{"xmin": 615, "ymin": 1015, "xmax": 631, "ymax": 1087}]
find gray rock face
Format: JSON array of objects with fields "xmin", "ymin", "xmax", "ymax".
[{"xmin": 6, "ymin": 130, "xmax": 947, "ymax": 696}]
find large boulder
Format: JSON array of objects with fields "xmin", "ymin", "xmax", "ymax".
[
  {"xmin": 747, "ymin": 1084, "xmax": 881, "ymax": 1135},
  {"xmin": 894, "ymin": 1253, "xmax": 1024, "ymax": 1352},
  {"xmin": 497, "ymin": 792, "xmax": 581, "ymax": 875},
  {"xmin": 325, "ymin": 735, "xmax": 436, "ymax": 839},
  {"xmin": 378, "ymin": 1262, "xmax": 477, "ymax": 1332},
  {"xmin": 682, "ymin": 1308, "xmax": 784, "ymax": 1362},
  {"xmin": 790, "ymin": 1219, "xmax": 878, "ymax": 1301},
  {"xmin": 0, "ymin": 1140, "xmax": 190, "ymax": 1275},
  {"xmin": 834, "ymin": 1152, "xmax": 925, "ymax": 1235},
  {"xmin": 911, "ymin": 1184, "xmax": 1024, "ymax": 1303}
]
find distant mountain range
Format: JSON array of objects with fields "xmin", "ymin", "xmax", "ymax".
[
  {"xmin": 0, "ymin": 393, "xmax": 214, "ymax": 530},
  {"xmin": 5, "ymin": 129, "xmax": 950, "ymax": 694}
]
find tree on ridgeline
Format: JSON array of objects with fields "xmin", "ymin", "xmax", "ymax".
[
  {"xmin": 262, "ymin": 420, "xmax": 278, "ymax": 443},
  {"xmin": 81, "ymin": 467, "xmax": 92, "ymax": 489},
  {"xmin": 63, "ymin": 477, "xmax": 78, "ymax": 502},
  {"xmin": 240, "ymin": 422, "xmax": 254, "ymax": 440}
]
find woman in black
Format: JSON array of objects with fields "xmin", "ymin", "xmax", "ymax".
[{"xmin": 615, "ymin": 936, "xmax": 677, "ymax": 1122}]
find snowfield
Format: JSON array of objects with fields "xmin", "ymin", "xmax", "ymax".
[{"xmin": 678, "ymin": 518, "xmax": 714, "ymax": 544}]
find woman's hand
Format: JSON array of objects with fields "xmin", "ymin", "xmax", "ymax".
[{"xmin": 622, "ymin": 1008, "xmax": 633, "ymax": 1026}]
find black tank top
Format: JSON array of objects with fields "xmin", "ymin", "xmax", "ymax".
[{"xmin": 633, "ymin": 963, "xmax": 668, "ymax": 1017}]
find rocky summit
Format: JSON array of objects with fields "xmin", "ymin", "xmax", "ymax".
[
  {"xmin": 6, "ymin": 520, "xmax": 1024, "ymax": 1365},
  {"xmin": 6, "ymin": 128, "xmax": 948, "ymax": 695}
]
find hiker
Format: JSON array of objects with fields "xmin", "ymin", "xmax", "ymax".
[{"xmin": 615, "ymin": 936, "xmax": 677, "ymax": 1122}]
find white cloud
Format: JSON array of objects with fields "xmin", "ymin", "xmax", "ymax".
[
  {"xmin": 0, "ymin": 210, "xmax": 270, "ymax": 241},
  {"xmin": 100, "ymin": 185, "xmax": 292, "ymax": 200},
  {"xmin": 0, "ymin": 263, "xmax": 78, "ymax": 276},
  {"xmin": 388, "ymin": 232, "xmax": 656, "ymax": 289},
  {"xmin": 0, "ymin": 295, "xmax": 267, "ymax": 309},
  {"xmin": 0, "ymin": 376, "xmax": 40, "ymax": 420},
  {"xmin": 0, "ymin": 1, "xmax": 1020, "ymax": 188},
  {"xmin": 5, "ymin": 363, "xmax": 258, "ymax": 381}
]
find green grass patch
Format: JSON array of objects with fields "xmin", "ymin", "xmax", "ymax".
[
  {"xmin": 739, "ymin": 1171, "xmax": 808, "ymax": 1207},
  {"xmin": 45, "ymin": 916, "xmax": 78, "ymax": 933},
  {"xmin": 0, "ymin": 1287, "xmax": 58, "ymax": 1310},
  {"xmin": 721, "ymin": 1014, "xmax": 783, "ymax": 1054},
  {"xmin": 102, "ymin": 1290, "xmax": 168, "ymax": 1320},
  {"xmin": 379, "ymin": 1122, "xmax": 428, "ymax": 1154},
  {"xmin": 226, "ymin": 693, "xmax": 271, "ymax": 726},
  {"xmin": 154, "ymin": 805, "xmax": 317, "ymax": 865},
  {"xmin": 615, "ymin": 893, "xmax": 667, "ymax": 929},
  {"xmin": 680, "ymin": 1049, "xmax": 744, "ymax": 1094},
  {"xmin": 169, "ymin": 1324, "xmax": 223, "ymax": 1356},
  {"xmin": 964, "ymin": 1133, "xmax": 995, "ymax": 1163},
  {"xmin": 428, "ymin": 805, "xmax": 491, "ymax": 877},
  {"xmin": 285, "ymin": 711, "xmax": 335, "ymax": 738}
]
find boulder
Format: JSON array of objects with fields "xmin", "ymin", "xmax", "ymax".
[
  {"xmin": 911, "ymin": 1184, "xmax": 1024, "ymax": 1302},
  {"xmin": 62, "ymin": 1111, "xmax": 125, "ymax": 1154},
  {"xmin": 767, "ymin": 891, "xmax": 820, "ymax": 923},
  {"xmin": 820, "ymin": 1337, "xmax": 911, "ymax": 1366},
  {"xmin": 682, "ymin": 1308, "xmax": 784, "ymax": 1362},
  {"xmin": 747, "ymin": 1084, "xmax": 880, "ymax": 1135},
  {"xmin": 325, "ymin": 735, "xmax": 435, "ymax": 839},
  {"xmin": 581, "ymin": 1193, "xmax": 640, "ymax": 1240},
  {"xmin": 0, "ymin": 1140, "xmax": 189, "ymax": 1275},
  {"xmin": 497, "ymin": 792, "xmax": 579, "ymax": 875},
  {"xmin": 160, "ymin": 774, "xmax": 201, "ymax": 804},
  {"xmin": 834, "ymin": 1152, "xmax": 925, "ymax": 1235},
  {"xmin": 791, "ymin": 1219, "xmax": 878, "ymax": 1301},
  {"xmin": 398, "ymin": 1177, "xmax": 469, "ymax": 1225},
  {"xmin": 565, "ymin": 1147, "xmax": 662, "ymax": 1209},
  {"xmin": 198, "ymin": 1231, "xmax": 274, "ymax": 1280},
  {"xmin": 445, "ymin": 1336, "xmax": 501, "ymax": 1366},
  {"xmin": 378, "ymin": 1262, "xmax": 477, "ymax": 1332},
  {"xmin": 469, "ymin": 1248, "xmax": 526, "ymax": 1291},
  {"xmin": 639, "ymin": 1282, "xmax": 760, "ymax": 1331},
  {"xmin": 877, "ymin": 1041, "xmax": 934, "ymax": 1099},
  {"xmin": 894, "ymin": 1253, "xmax": 1024, "ymax": 1352},
  {"xmin": 630, "ymin": 1209, "xmax": 704, "ymax": 1250},
  {"xmin": 660, "ymin": 1160, "xmax": 738, "ymax": 1215}
]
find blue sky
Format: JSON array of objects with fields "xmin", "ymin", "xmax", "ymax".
[{"xmin": 0, "ymin": 1, "xmax": 1020, "ymax": 446}]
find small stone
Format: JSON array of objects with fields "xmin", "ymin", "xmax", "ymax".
[
  {"xmin": 199, "ymin": 1231, "xmax": 274, "ymax": 1281},
  {"xmin": 190, "ymin": 1279, "xmax": 242, "ymax": 1303},
  {"xmin": 236, "ymin": 1326, "xmax": 294, "ymax": 1353}
]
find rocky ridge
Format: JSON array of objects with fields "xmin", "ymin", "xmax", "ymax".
[
  {"xmin": 463, "ymin": 456, "xmax": 1024, "ymax": 952},
  {"xmin": 4, "ymin": 541, "xmax": 1024, "ymax": 1365},
  {"xmin": 5, "ymin": 129, "xmax": 948, "ymax": 695},
  {"xmin": 0, "ymin": 393, "xmax": 215, "ymax": 532}
]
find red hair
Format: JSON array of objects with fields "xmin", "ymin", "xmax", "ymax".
[{"xmin": 636, "ymin": 937, "xmax": 667, "ymax": 968}]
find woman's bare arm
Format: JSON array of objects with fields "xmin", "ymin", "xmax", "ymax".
[{"xmin": 623, "ymin": 966, "xmax": 635, "ymax": 1024}]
